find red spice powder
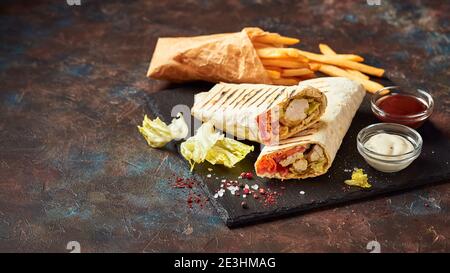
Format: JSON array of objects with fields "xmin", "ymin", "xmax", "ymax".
[{"xmin": 172, "ymin": 176, "xmax": 208, "ymax": 209}]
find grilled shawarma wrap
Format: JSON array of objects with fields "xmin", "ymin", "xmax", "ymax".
[
  {"xmin": 191, "ymin": 83, "xmax": 327, "ymax": 144},
  {"xmin": 255, "ymin": 77, "xmax": 365, "ymax": 180}
]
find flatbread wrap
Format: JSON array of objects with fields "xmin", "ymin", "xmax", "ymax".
[
  {"xmin": 255, "ymin": 77, "xmax": 365, "ymax": 180},
  {"xmin": 191, "ymin": 82, "xmax": 327, "ymax": 144}
]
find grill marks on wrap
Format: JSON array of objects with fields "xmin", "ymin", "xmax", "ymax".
[
  {"xmin": 254, "ymin": 87, "xmax": 278, "ymax": 109},
  {"xmin": 231, "ymin": 88, "xmax": 258, "ymax": 110},
  {"xmin": 197, "ymin": 84, "xmax": 299, "ymax": 118},
  {"xmin": 259, "ymin": 87, "xmax": 282, "ymax": 109},
  {"xmin": 205, "ymin": 88, "xmax": 235, "ymax": 114},
  {"xmin": 193, "ymin": 84, "xmax": 311, "ymax": 142},
  {"xmin": 267, "ymin": 86, "xmax": 296, "ymax": 110},
  {"xmin": 196, "ymin": 85, "xmax": 227, "ymax": 110}
]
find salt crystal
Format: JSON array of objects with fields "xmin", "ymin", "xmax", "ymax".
[
  {"xmin": 251, "ymin": 184, "xmax": 259, "ymax": 190},
  {"xmin": 221, "ymin": 179, "xmax": 226, "ymax": 183},
  {"xmin": 243, "ymin": 194, "xmax": 247, "ymax": 198},
  {"xmin": 300, "ymin": 191, "xmax": 305, "ymax": 195},
  {"xmin": 218, "ymin": 189, "xmax": 225, "ymax": 197},
  {"xmin": 206, "ymin": 174, "xmax": 212, "ymax": 178},
  {"xmin": 214, "ymin": 193, "xmax": 219, "ymax": 199},
  {"xmin": 244, "ymin": 184, "xmax": 250, "ymax": 189}
]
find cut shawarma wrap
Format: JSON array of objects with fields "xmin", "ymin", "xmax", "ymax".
[
  {"xmin": 255, "ymin": 77, "xmax": 365, "ymax": 180},
  {"xmin": 191, "ymin": 82, "xmax": 327, "ymax": 145}
]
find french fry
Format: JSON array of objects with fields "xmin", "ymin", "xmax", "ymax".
[
  {"xmin": 263, "ymin": 66, "xmax": 282, "ymax": 72},
  {"xmin": 252, "ymin": 42, "xmax": 273, "ymax": 48},
  {"xmin": 256, "ymin": 47, "xmax": 302, "ymax": 59},
  {"xmin": 253, "ymin": 34, "xmax": 300, "ymax": 46},
  {"xmin": 319, "ymin": 43, "xmax": 364, "ymax": 62},
  {"xmin": 296, "ymin": 49, "xmax": 384, "ymax": 77},
  {"xmin": 266, "ymin": 69, "xmax": 281, "ymax": 79},
  {"xmin": 346, "ymin": 69, "xmax": 370, "ymax": 80},
  {"xmin": 335, "ymin": 54, "xmax": 364, "ymax": 62},
  {"xmin": 271, "ymin": 78, "xmax": 300, "ymax": 86},
  {"xmin": 298, "ymin": 73, "xmax": 316, "ymax": 80},
  {"xmin": 261, "ymin": 59, "xmax": 309, "ymax": 68},
  {"xmin": 281, "ymin": 68, "xmax": 314, "ymax": 77},
  {"xmin": 309, "ymin": 62, "xmax": 321, "ymax": 71},
  {"xmin": 319, "ymin": 43, "xmax": 337, "ymax": 55},
  {"xmin": 318, "ymin": 64, "xmax": 384, "ymax": 93},
  {"xmin": 320, "ymin": 44, "xmax": 368, "ymax": 78},
  {"xmin": 318, "ymin": 44, "xmax": 370, "ymax": 79}
]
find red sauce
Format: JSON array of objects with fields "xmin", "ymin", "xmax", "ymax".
[{"xmin": 375, "ymin": 94, "xmax": 428, "ymax": 128}]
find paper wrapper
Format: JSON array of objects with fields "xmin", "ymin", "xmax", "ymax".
[
  {"xmin": 147, "ymin": 29, "xmax": 271, "ymax": 84},
  {"xmin": 191, "ymin": 83, "xmax": 326, "ymax": 144},
  {"xmin": 255, "ymin": 77, "xmax": 365, "ymax": 180}
]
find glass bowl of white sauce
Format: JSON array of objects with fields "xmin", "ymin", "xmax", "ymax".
[{"xmin": 357, "ymin": 123, "xmax": 422, "ymax": 173}]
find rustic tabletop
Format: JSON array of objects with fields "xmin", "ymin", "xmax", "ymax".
[{"xmin": 0, "ymin": 0, "xmax": 448, "ymax": 252}]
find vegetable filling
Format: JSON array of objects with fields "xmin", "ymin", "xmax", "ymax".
[
  {"xmin": 257, "ymin": 96, "xmax": 322, "ymax": 143},
  {"xmin": 256, "ymin": 144, "xmax": 327, "ymax": 177}
]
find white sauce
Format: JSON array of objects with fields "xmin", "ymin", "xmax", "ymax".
[
  {"xmin": 362, "ymin": 133, "xmax": 415, "ymax": 173},
  {"xmin": 364, "ymin": 133, "xmax": 414, "ymax": 156}
]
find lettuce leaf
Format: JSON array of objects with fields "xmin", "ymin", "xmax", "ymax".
[
  {"xmin": 206, "ymin": 139, "xmax": 254, "ymax": 168},
  {"xmin": 180, "ymin": 121, "xmax": 223, "ymax": 170},
  {"xmin": 138, "ymin": 113, "xmax": 188, "ymax": 148},
  {"xmin": 306, "ymin": 100, "xmax": 320, "ymax": 115},
  {"xmin": 180, "ymin": 121, "xmax": 254, "ymax": 171}
]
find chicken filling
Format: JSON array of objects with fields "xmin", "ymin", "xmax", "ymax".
[
  {"xmin": 256, "ymin": 144, "xmax": 327, "ymax": 177},
  {"xmin": 257, "ymin": 96, "xmax": 322, "ymax": 144},
  {"xmin": 280, "ymin": 97, "xmax": 321, "ymax": 129}
]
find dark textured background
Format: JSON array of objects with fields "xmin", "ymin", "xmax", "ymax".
[{"xmin": 0, "ymin": 0, "xmax": 449, "ymax": 252}]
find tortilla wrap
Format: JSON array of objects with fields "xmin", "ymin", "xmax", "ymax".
[
  {"xmin": 255, "ymin": 77, "xmax": 365, "ymax": 180},
  {"xmin": 191, "ymin": 82, "xmax": 327, "ymax": 144}
]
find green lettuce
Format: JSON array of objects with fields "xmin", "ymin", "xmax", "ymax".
[
  {"xmin": 206, "ymin": 139, "xmax": 255, "ymax": 168},
  {"xmin": 181, "ymin": 121, "xmax": 254, "ymax": 171},
  {"xmin": 138, "ymin": 113, "xmax": 188, "ymax": 148},
  {"xmin": 306, "ymin": 100, "xmax": 320, "ymax": 115}
]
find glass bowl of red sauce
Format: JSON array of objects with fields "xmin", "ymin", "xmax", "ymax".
[{"xmin": 371, "ymin": 86, "xmax": 434, "ymax": 129}]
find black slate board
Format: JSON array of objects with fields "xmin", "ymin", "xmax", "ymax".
[{"xmin": 146, "ymin": 81, "xmax": 450, "ymax": 228}]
